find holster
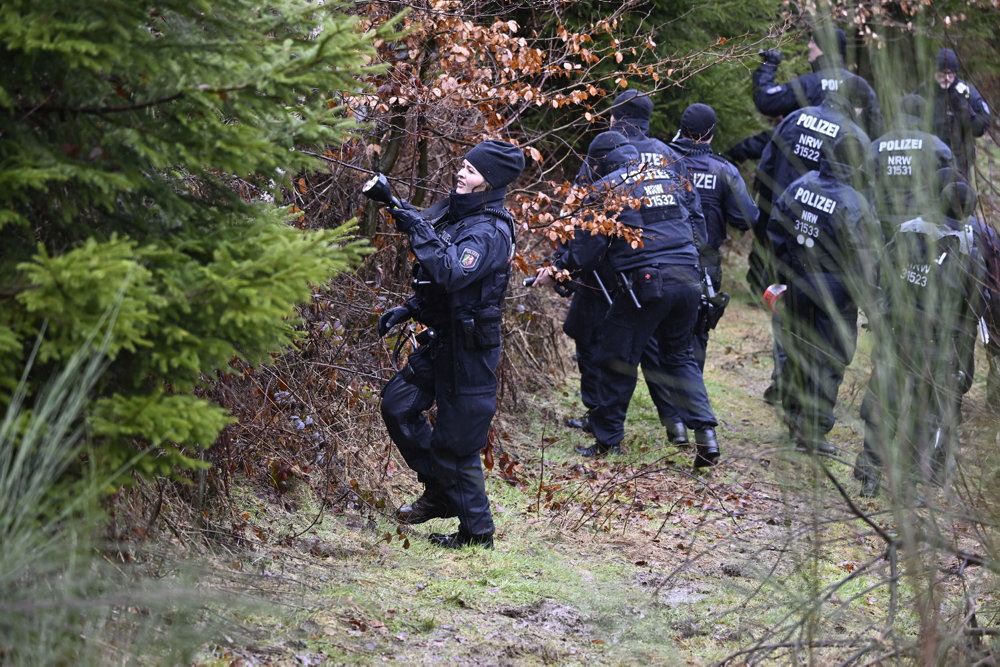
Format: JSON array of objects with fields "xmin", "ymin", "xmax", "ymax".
[
  {"xmin": 460, "ymin": 317, "xmax": 502, "ymax": 350},
  {"xmin": 694, "ymin": 291, "xmax": 731, "ymax": 336}
]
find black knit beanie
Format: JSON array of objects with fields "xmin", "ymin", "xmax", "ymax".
[
  {"xmin": 586, "ymin": 131, "xmax": 630, "ymax": 176},
  {"xmin": 680, "ymin": 103, "xmax": 717, "ymax": 140},
  {"xmin": 611, "ymin": 89, "xmax": 654, "ymax": 121},
  {"xmin": 942, "ymin": 181, "xmax": 977, "ymax": 218},
  {"xmin": 900, "ymin": 93, "xmax": 926, "ymax": 118},
  {"xmin": 935, "ymin": 48, "xmax": 959, "ymax": 73},
  {"xmin": 465, "ymin": 140, "xmax": 526, "ymax": 189},
  {"xmin": 813, "ymin": 25, "xmax": 847, "ymax": 59}
]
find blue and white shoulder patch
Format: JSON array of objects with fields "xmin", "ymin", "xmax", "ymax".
[{"xmin": 766, "ymin": 85, "xmax": 784, "ymax": 95}]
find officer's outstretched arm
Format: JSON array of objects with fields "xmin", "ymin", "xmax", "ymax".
[{"xmin": 753, "ymin": 73, "xmax": 807, "ymax": 120}]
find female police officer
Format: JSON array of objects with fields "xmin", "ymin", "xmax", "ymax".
[{"xmin": 377, "ymin": 140, "xmax": 524, "ymax": 549}]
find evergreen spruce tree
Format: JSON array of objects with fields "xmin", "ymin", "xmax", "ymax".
[{"xmin": 0, "ymin": 0, "xmax": 383, "ymax": 481}]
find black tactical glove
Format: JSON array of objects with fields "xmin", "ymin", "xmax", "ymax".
[
  {"xmin": 948, "ymin": 82, "xmax": 971, "ymax": 113},
  {"xmin": 759, "ymin": 49, "xmax": 783, "ymax": 66},
  {"xmin": 378, "ymin": 305, "xmax": 412, "ymax": 337},
  {"xmin": 390, "ymin": 201, "xmax": 422, "ymax": 233}
]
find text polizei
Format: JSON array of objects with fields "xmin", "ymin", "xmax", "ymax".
[
  {"xmin": 793, "ymin": 186, "xmax": 838, "ymax": 214},
  {"xmin": 877, "ymin": 138, "xmax": 924, "ymax": 153},
  {"xmin": 640, "ymin": 152, "xmax": 669, "ymax": 167},
  {"xmin": 619, "ymin": 168, "xmax": 677, "ymax": 185},
  {"xmin": 795, "ymin": 113, "xmax": 842, "ymax": 138},
  {"xmin": 692, "ymin": 171, "xmax": 717, "ymax": 190}
]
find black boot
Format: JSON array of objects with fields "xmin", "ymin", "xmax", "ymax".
[
  {"xmin": 763, "ymin": 383, "xmax": 782, "ymax": 406},
  {"xmin": 428, "ymin": 527, "xmax": 494, "ymax": 549},
  {"xmin": 665, "ymin": 421, "xmax": 689, "ymax": 446},
  {"xmin": 395, "ymin": 489, "xmax": 454, "ymax": 524},
  {"xmin": 988, "ymin": 363, "xmax": 1000, "ymax": 407},
  {"xmin": 854, "ymin": 444, "xmax": 882, "ymax": 496},
  {"xmin": 574, "ymin": 441, "xmax": 621, "ymax": 457},
  {"xmin": 565, "ymin": 413, "xmax": 592, "ymax": 432},
  {"xmin": 859, "ymin": 472, "xmax": 881, "ymax": 498},
  {"xmin": 693, "ymin": 429, "xmax": 720, "ymax": 468},
  {"xmin": 795, "ymin": 435, "xmax": 836, "ymax": 455}
]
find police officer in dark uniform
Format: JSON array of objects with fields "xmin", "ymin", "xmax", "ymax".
[
  {"xmin": 608, "ymin": 89, "xmax": 685, "ymax": 170},
  {"xmin": 730, "ymin": 122, "xmax": 777, "ymax": 306},
  {"xmin": 561, "ymin": 90, "xmax": 699, "ymax": 441},
  {"xmin": 753, "ymin": 24, "xmax": 883, "ymax": 138},
  {"xmin": 378, "ymin": 140, "xmax": 525, "ymax": 549},
  {"xmin": 535, "ymin": 131, "xmax": 720, "ymax": 468},
  {"xmin": 734, "ymin": 119, "xmax": 779, "ymax": 300},
  {"xmin": 969, "ymin": 207, "xmax": 1000, "ymax": 407},
  {"xmin": 767, "ymin": 133, "xmax": 881, "ymax": 454},
  {"xmin": 871, "ymin": 94, "xmax": 952, "ymax": 237},
  {"xmin": 913, "ymin": 47, "xmax": 991, "ymax": 178},
  {"xmin": 755, "ymin": 89, "xmax": 871, "ymax": 405},
  {"xmin": 670, "ymin": 103, "xmax": 757, "ymax": 362},
  {"xmin": 933, "ymin": 167, "xmax": 1000, "ymax": 405},
  {"xmin": 757, "ymin": 90, "xmax": 872, "ymax": 216},
  {"xmin": 854, "ymin": 180, "xmax": 987, "ymax": 495},
  {"xmin": 653, "ymin": 104, "xmax": 756, "ymax": 443}
]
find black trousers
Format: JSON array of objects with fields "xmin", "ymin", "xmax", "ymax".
[
  {"xmin": 588, "ymin": 264, "xmax": 717, "ymax": 448},
  {"xmin": 780, "ymin": 273, "xmax": 857, "ymax": 442},
  {"xmin": 564, "ymin": 277, "xmax": 683, "ymax": 426},
  {"xmin": 860, "ymin": 331, "xmax": 974, "ymax": 477},
  {"xmin": 380, "ymin": 336, "xmax": 500, "ymax": 535}
]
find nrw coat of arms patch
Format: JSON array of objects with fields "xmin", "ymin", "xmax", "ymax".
[{"xmin": 460, "ymin": 248, "xmax": 481, "ymax": 269}]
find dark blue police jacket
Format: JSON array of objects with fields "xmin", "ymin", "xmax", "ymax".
[
  {"xmin": 403, "ymin": 188, "xmax": 514, "ymax": 331},
  {"xmin": 753, "ymin": 55, "xmax": 883, "ymax": 138},
  {"xmin": 669, "ymin": 137, "xmax": 757, "ymax": 259},
  {"xmin": 767, "ymin": 155, "xmax": 881, "ymax": 301},
  {"xmin": 556, "ymin": 144, "xmax": 703, "ymax": 275},
  {"xmin": 883, "ymin": 213, "xmax": 987, "ymax": 342},
  {"xmin": 757, "ymin": 99, "xmax": 871, "ymax": 216},
  {"xmin": 872, "ymin": 116, "xmax": 953, "ymax": 228}
]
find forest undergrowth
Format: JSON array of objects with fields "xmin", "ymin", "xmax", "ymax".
[{"xmin": 113, "ymin": 232, "xmax": 1000, "ymax": 665}]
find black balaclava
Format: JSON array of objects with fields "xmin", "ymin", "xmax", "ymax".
[
  {"xmin": 813, "ymin": 25, "xmax": 847, "ymax": 61},
  {"xmin": 611, "ymin": 89, "xmax": 654, "ymax": 122},
  {"xmin": 610, "ymin": 89, "xmax": 654, "ymax": 137},
  {"xmin": 942, "ymin": 181, "xmax": 977, "ymax": 219}
]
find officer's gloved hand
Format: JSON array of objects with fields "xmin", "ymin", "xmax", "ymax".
[
  {"xmin": 759, "ymin": 49, "xmax": 783, "ymax": 66},
  {"xmin": 390, "ymin": 200, "xmax": 422, "ymax": 233},
  {"xmin": 948, "ymin": 82, "xmax": 971, "ymax": 113},
  {"xmin": 378, "ymin": 305, "xmax": 412, "ymax": 337}
]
